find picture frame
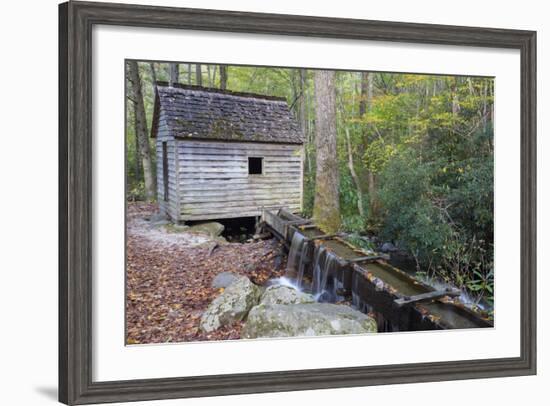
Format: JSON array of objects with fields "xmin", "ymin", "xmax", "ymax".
[{"xmin": 59, "ymin": 1, "xmax": 537, "ymax": 404}]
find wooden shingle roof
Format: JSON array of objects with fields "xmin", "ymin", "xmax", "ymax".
[{"xmin": 151, "ymin": 84, "xmax": 304, "ymax": 144}]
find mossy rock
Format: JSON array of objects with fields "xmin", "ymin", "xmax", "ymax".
[
  {"xmin": 242, "ymin": 303, "xmax": 377, "ymax": 339},
  {"xmin": 260, "ymin": 285, "xmax": 315, "ymax": 306},
  {"xmin": 188, "ymin": 222, "xmax": 225, "ymax": 237},
  {"xmin": 200, "ymin": 276, "xmax": 262, "ymax": 333}
]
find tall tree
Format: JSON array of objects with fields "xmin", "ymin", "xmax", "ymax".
[
  {"xmin": 169, "ymin": 63, "xmax": 179, "ymax": 87},
  {"xmin": 206, "ymin": 65, "xmax": 213, "ymax": 87},
  {"xmin": 219, "ymin": 65, "xmax": 228, "ymax": 90},
  {"xmin": 313, "ymin": 70, "xmax": 340, "ymax": 233},
  {"xmin": 127, "ymin": 61, "xmax": 156, "ymax": 201},
  {"xmin": 298, "ymin": 69, "xmax": 310, "ymax": 172},
  {"xmin": 360, "ymin": 71, "xmax": 377, "ymax": 218},
  {"xmin": 195, "ymin": 63, "xmax": 202, "ymax": 86},
  {"xmin": 345, "ymin": 127, "xmax": 365, "ymax": 218},
  {"xmin": 149, "ymin": 63, "xmax": 158, "ymax": 96}
]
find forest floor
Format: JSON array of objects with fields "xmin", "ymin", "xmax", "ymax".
[{"xmin": 126, "ymin": 202, "xmax": 287, "ymax": 344}]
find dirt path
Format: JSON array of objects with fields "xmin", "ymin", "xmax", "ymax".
[{"xmin": 126, "ymin": 202, "xmax": 286, "ymax": 344}]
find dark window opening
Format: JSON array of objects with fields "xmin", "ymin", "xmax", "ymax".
[
  {"xmin": 248, "ymin": 157, "xmax": 263, "ymax": 175},
  {"xmin": 162, "ymin": 142, "xmax": 168, "ymax": 201}
]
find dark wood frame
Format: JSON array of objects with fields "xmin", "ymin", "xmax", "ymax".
[{"xmin": 59, "ymin": 1, "xmax": 537, "ymax": 404}]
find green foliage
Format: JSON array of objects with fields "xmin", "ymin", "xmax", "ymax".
[
  {"xmin": 345, "ymin": 233, "xmax": 376, "ymax": 253},
  {"xmin": 378, "ymin": 151, "xmax": 453, "ymax": 262},
  {"xmin": 127, "ymin": 180, "xmax": 146, "ymax": 202},
  {"xmin": 377, "ymin": 138, "xmax": 493, "ymax": 300}
]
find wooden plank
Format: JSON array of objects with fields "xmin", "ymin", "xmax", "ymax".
[
  {"xmin": 179, "ymin": 171, "xmax": 302, "ymax": 177},
  {"xmin": 178, "ymin": 174, "xmax": 301, "ymax": 180},
  {"xmin": 181, "ymin": 199, "xmax": 302, "ymax": 210},
  {"xmin": 182, "ymin": 189, "xmax": 300, "ymax": 195},
  {"xmin": 181, "ymin": 211, "xmax": 264, "ymax": 221},
  {"xmin": 178, "ymin": 149, "xmax": 301, "ymax": 157},
  {"xmin": 178, "ymin": 164, "xmax": 302, "ymax": 171},
  {"xmin": 263, "ymin": 170, "xmax": 302, "ymax": 175},
  {"xmin": 179, "ymin": 167, "xmax": 247, "ymax": 173},
  {"xmin": 180, "ymin": 140, "xmax": 300, "ymax": 151},
  {"xmin": 181, "ymin": 183, "xmax": 301, "ymax": 192},
  {"xmin": 394, "ymin": 288, "xmax": 462, "ymax": 307},
  {"xmin": 179, "ymin": 180, "xmax": 301, "ymax": 187},
  {"xmin": 182, "ymin": 205, "xmax": 301, "ymax": 217},
  {"xmin": 181, "ymin": 183, "xmax": 300, "ymax": 191},
  {"xmin": 181, "ymin": 189, "xmax": 301, "ymax": 199},
  {"xmin": 347, "ymin": 255, "xmax": 387, "ymax": 263},
  {"xmin": 179, "ymin": 162, "xmax": 249, "ymax": 168},
  {"xmin": 307, "ymin": 232, "xmax": 345, "ymax": 241},
  {"xmin": 178, "ymin": 156, "xmax": 302, "ymax": 162}
]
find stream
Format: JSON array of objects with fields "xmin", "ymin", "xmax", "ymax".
[{"xmin": 270, "ymin": 227, "xmax": 492, "ymax": 332}]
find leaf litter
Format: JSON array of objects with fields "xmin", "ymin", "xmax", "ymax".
[{"xmin": 126, "ymin": 202, "xmax": 286, "ymax": 344}]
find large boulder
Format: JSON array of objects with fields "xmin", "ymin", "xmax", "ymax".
[
  {"xmin": 242, "ymin": 303, "xmax": 378, "ymax": 339},
  {"xmin": 200, "ymin": 276, "xmax": 262, "ymax": 333},
  {"xmin": 260, "ymin": 285, "xmax": 315, "ymax": 306},
  {"xmin": 211, "ymin": 272, "xmax": 240, "ymax": 289},
  {"xmin": 189, "ymin": 222, "xmax": 225, "ymax": 237}
]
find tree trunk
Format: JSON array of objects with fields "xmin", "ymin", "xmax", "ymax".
[
  {"xmin": 206, "ymin": 65, "xmax": 212, "ymax": 87},
  {"xmin": 359, "ymin": 72, "xmax": 377, "ymax": 219},
  {"xmin": 359, "ymin": 71, "xmax": 369, "ymax": 117},
  {"xmin": 169, "ymin": 63, "xmax": 179, "ymax": 87},
  {"xmin": 451, "ymin": 79, "xmax": 460, "ymax": 116},
  {"xmin": 345, "ymin": 128, "xmax": 365, "ymax": 218},
  {"xmin": 187, "ymin": 64, "xmax": 192, "ymax": 84},
  {"xmin": 299, "ymin": 69, "xmax": 309, "ymax": 172},
  {"xmin": 127, "ymin": 61, "xmax": 156, "ymax": 201},
  {"xmin": 219, "ymin": 65, "xmax": 228, "ymax": 90},
  {"xmin": 130, "ymin": 103, "xmax": 141, "ymax": 184},
  {"xmin": 195, "ymin": 64, "xmax": 202, "ymax": 86},
  {"xmin": 313, "ymin": 70, "xmax": 340, "ymax": 233},
  {"xmin": 149, "ymin": 63, "xmax": 158, "ymax": 97},
  {"xmin": 482, "ymin": 80, "xmax": 488, "ymax": 133}
]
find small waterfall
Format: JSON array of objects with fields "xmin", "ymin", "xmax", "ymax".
[
  {"xmin": 351, "ymin": 272, "xmax": 371, "ymax": 312},
  {"xmin": 311, "ymin": 244, "xmax": 326, "ymax": 295},
  {"xmin": 311, "ymin": 246, "xmax": 340, "ymax": 302},
  {"xmin": 285, "ymin": 232, "xmax": 310, "ymax": 289},
  {"xmin": 267, "ymin": 276, "xmax": 301, "ymax": 291},
  {"xmin": 286, "ymin": 232, "xmax": 306, "ymax": 279},
  {"xmin": 295, "ymin": 242, "xmax": 310, "ymax": 289}
]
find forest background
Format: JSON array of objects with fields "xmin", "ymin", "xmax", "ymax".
[{"xmin": 126, "ymin": 61, "xmax": 494, "ymax": 307}]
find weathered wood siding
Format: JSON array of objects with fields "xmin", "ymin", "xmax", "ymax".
[
  {"xmin": 155, "ymin": 110, "xmax": 179, "ymax": 221},
  {"xmin": 178, "ymin": 140, "xmax": 303, "ymax": 220}
]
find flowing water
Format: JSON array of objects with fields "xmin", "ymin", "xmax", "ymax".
[
  {"xmin": 311, "ymin": 245, "xmax": 342, "ymax": 302},
  {"xmin": 275, "ymin": 230, "xmax": 490, "ymax": 332},
  {"xmin": 281, "ymin": 234, "xmax": 343, "ymax": 301},
  {"xmin": 285, "ymin": 232, "xmax": 309, "ymax": 288}
]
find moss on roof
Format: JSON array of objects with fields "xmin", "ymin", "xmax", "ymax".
[{"xmin": 151, "ymin": 84, "xmax": 304, "ymax": 144}]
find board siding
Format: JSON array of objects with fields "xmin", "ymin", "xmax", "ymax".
[
  {"xmin": 155, "ymin": 110, "xmax": 179, "ymax": 221},
  {"xmin": 177, "ymin": 139, "xmax": 303, "ymax": 220}
]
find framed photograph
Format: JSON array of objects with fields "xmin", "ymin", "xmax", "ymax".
[{"xmin": 59, "ymin": 1, "xmax": 536, "ymax": 404}]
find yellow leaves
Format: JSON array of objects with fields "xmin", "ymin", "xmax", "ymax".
[
  {"xmin": 218, "ymin": 288, "xmax": 225, "ymax": 294},
  {"xmin": 126, "ymin": 338, "xmax": 139, "ymax": 345}
]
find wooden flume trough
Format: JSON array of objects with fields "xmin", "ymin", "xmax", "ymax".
[{"xmin": 259, "ymin": 208, "xmax": 493, "ymax": 332}]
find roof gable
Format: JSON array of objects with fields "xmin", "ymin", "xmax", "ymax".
[{"xmin": 151, "ymin": 84, "xmax": 304, "ymax": 144}]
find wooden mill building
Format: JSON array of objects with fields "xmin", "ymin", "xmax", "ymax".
[{"xmin": 151, "ymin": 84, "xmax": 304, "ymax": 222}]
